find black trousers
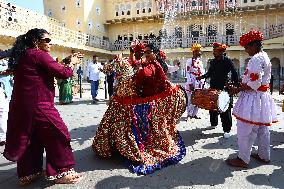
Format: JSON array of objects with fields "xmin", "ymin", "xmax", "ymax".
[
  {"xmin": 107, "ymin": 80, "xmax": 114, "ymax": 98},
  {"xmin": 209, "ymin": 107, "xmax": 232, "ymax": 133}
]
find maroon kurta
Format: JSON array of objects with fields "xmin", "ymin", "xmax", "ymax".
[
  {"xmin": 134, "ymin": 60, "xmax": 167, "ymax": 97},
  {"xmin": 4, "ymin": 49, "xmax": 73, "ymax": 162}
]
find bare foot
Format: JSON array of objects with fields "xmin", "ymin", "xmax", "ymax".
[{"xmin": 54, "ymin": 172, "xmax": 82, "ymax": 184}]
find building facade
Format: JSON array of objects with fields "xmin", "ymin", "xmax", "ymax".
[{"xmin": 0, "ymin": 0, "xmax": 283, "ymax": 85}]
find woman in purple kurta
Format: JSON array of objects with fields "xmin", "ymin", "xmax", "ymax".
[{"xmin": 3, "ymin": 28, "xmax": 82, "ymax": 185}]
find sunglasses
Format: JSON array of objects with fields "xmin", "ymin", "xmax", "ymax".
[{"xmin": 40, "ymin": 38, "xmax": 51, "ymax": 43}]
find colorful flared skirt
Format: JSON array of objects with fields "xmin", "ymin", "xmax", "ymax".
[{"xmin": 92, "ymin": 84, "xmax": 187, "ymax": 174}]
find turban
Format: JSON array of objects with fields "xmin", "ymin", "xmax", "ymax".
[
  {"xmin": 159, "ymin": 50, "xmax": 167, "ymax": 60},
  {"xmin": 239, "ymin": 30, "xmax": 264, "ymax": 47},
  {"xmin": 190, "ymin": 43, "xmax": 202, "ymax": 52},
  {"xmin": 133, "ymin": 42, "xmax": 145, "ymax": 53},
  {"xmin": 212, "ymin": 42, "xmax": 228, "ymax": 51}
]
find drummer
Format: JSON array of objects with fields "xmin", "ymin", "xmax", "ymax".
[
  {"xmin": 197, "ymin": 42, "xmax": 238, "ymax": 138},
  {"xmin": 185, "ymin": 43, "xmax": 205, "ymax": 120}
]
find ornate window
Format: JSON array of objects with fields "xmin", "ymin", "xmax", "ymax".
[
  {"xmin": 187, "ymin": 24, "xmax": 202, "ymax": 37},
  {"xmin": 75, "ymin": 0, "xmax": 81, "ymax": 8},
  {"xmin": 174, "ymin": 27, "xmax": 183, "ymax": 38},
  {"xmin": 96, "ymin": 6, "xmax": 101, "ymax": 15},
  {"xmin": 207, "ymin": 25, "xmax": 218, "ymax": 36},
  {"xmin": 76, "ymin": 19, "xmax": 81, "ymax": 28},
  {"xmin": 126, "ymin": 4, "xmax": 131, "ymax": 15},
  {"xmin": 61, "ymin": 5, "xmax": 66, "ymax": 12},
  {"xmin": 115, "ymin": 5, "xmax": 119, "ymax": 16},
  {"xmin": 209, "ymin": 0, "xmax": 219, "ymax": 9},
  {"xmin": 120, "ymin": 4, "xmax": 125, "ymax": 15},
  {"xmin": 136, "ymin": 2, "xmax": 141, "ymax": 14},
  {"xmin": 47, "ymin": 9, "xmax": 52, "ymax": 17},
  {"xmin": 88, "ymin": 20, "xmax": 93, "ymax": 30},
  {"xmin": 96, "ymin": 23, "xmax": 101, "ymax": 31},
  {"xmin": 225, "ymin": 23, "xmax": 235, "ymax": 35}
]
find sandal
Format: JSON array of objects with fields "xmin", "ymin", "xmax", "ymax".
[
  {"xmin": 54, "ymin": 171, "xmax": 82, "ymax": 184},
  {"xmin": 226, "ymin": 156, "xmax": 249, "ymax": 168},
  {"xmin": 250, "ymin": 153, "xmax": 270, "ymax": 164},
  {"xmin": 19, "ymin": 171, "xmax": 43, "ymax": 186}
]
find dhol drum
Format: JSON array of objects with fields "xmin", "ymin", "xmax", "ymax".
[{"xmin": 191, "ymin": 89, "xmax": 230, "ymax": 112}]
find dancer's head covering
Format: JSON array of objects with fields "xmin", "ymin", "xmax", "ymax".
[
  {"xmin": 159, "ymin": 50, "xmax": 167, "ymax": 60},
  {"xmin": 239, "ymin": 30, "xmax": 264, "ymax": 47},
  {"xmin": 190, "ymin": 43, "xmax": 202, "ymax": 52},
  {"xmin": 133, "ymin": 42, "xmax": 145, "ymax": 53},
  {"xmin": 212, "ymin": 42, "xmax": 228, "ymax": 51}
]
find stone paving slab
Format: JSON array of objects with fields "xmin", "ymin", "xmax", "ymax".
[{"xmin": 0, "ymin": 83, "xmax": 283, "ymax": 189}]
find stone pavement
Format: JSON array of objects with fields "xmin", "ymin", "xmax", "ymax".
[{"xmin": 0, "ymin": 82, "xmax": 283, "ymax": 189}]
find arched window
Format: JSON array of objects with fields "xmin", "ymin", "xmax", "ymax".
[
  {"xmin": 75, "ymin": 0, "xmax": 81, "ymax": 8},
  {"xmin": 207, "ymin": 25, "xmax": 217, "ymax": 36},
  {"xmin": 47, "ymin": 9, "xmax": 52, "ymax": 17},
  {"xmin": 187, "ymin": 24, "xmax": 202, "ymax": 37},
  {"xmin": 126, "ymin": 4, "xmax": 131, "ymax": 15},
  {"xmin": 76, "ymin": 19, "xmax": 81, "ymax": 28},
  {"xmin": 174, "ymin": 27, "xmax": 183, "ymax": 38},
  {"xmin": 88, "ymin": 20, "xmax": 93, "ymax": 30},
  {"xmin": 61, "ymin": 5, "xmax": 66, "ymax": 12},
  {"xmin": 225, "ymin": 23, "xmax": 235, "ymax": 35},
  {"xmin": 120, "ymin": 4, "xmax": 125, "ymax": 15},
  {"xmin": 115, "ymin": 5, "xmax": 119, "ymax": 16},
  {"xmin": 96, "ymin": 7, "xmax": 101, "ymax": 15}
]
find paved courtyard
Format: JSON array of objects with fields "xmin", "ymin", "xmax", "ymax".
[{"xmin": 0, "ymin": 83, "xmax": 283, "ymax": 189}]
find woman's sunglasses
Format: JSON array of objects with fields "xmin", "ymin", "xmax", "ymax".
[{"xmin": 40, "ymin": 38, "xmax": 51, "ymax": 43}]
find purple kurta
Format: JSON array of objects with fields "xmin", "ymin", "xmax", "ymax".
[{"xmin": 4, "ymin": 49, "xmax": 73, "ymax": 162}]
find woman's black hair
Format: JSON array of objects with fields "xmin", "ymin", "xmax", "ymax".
[
  {"xmin": 145, "ymin": 43, "xmax": 168, "ymax": 73},
  {"xmin": 8, "ymin": 28, "xmax": 49, "ymax": 70}
]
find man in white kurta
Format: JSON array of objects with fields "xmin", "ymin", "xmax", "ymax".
[
  {"xmin": 185, "ymin": 44, "xmax": 205, "ymax": 119},
  {"xmin": 0, "ymin": 87, "xmax": 8, "ymax": 145},
  {"xmin": 227, "ymin": 30, "xmax": 277, "ymax": 168},
  {"xmin": 0, "ymin": 59, "xmax": 11, "ymax": 145}
]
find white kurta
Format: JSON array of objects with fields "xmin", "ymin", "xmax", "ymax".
[
  {"xmin": 233, "ymin": 51, "xmax": 277, "ymax": 125},
  {"xmin": 185, "ymin": 57, "xmax": 205, "ymax": 117},
  {"xmin": 0, "ymin": 87, "xmax": 8, "ymax": 142}
]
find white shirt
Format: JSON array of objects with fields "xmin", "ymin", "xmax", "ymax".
[
  {"xmin": 87, "ymin": 62, "xmax": 103, "ymax": 81},
  {"xmin": 242, "ymin": 51, "xmax": 271, "ymax": 91},
  {"xmin": 185, "ymin": 58, "xmax": 205, "ymax": 87}
]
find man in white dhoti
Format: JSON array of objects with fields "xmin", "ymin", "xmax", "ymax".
[
  {"xmin": 185, "ymin": 44, "xmax": 205, "ymax": 119},
  {"xmin": 226, "ymin": 30, "xmax": 278, "ymax": 168},
  {"xmin": 0, "ymin": 59, "xmax": 12, "ymax": 145}
]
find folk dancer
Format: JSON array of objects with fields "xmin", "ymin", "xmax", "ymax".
[
  {"xmin": 185, "ymin": 43, "xmax": 205, "ymax": 119},
  {"xmin": 227, "ymin": 30, "xmax": 277, "ymax": 168},
  {"xmin": 3, "ymin": 28, "xmax": 82, "ymax": 185},
  {"xmin": 92, "ymin": 43, "xmax": 187, "ymax": 175},
  {"xmin": 197, "ymin": 42, "xmax": 239, "ymax": 138}
]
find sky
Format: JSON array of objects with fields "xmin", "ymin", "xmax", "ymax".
[{"xmin": 5, "ymin": 0, "xmax": 44, "ymax": 14}]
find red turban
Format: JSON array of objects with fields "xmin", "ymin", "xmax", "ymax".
[
  {"xmin": 159, "ymin": 50, "xmax": 167, "ymax": 60},
  {"xmin": 133, "ymin": 42, "xmax": 145, "ymax": 53},
  {"xmin": 212, "ymin": 42, "xmax": 228, "ymax": 51},
  {"xmin": 239, "ymin": 30, "xmax": 264, "ymax": 47}
]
